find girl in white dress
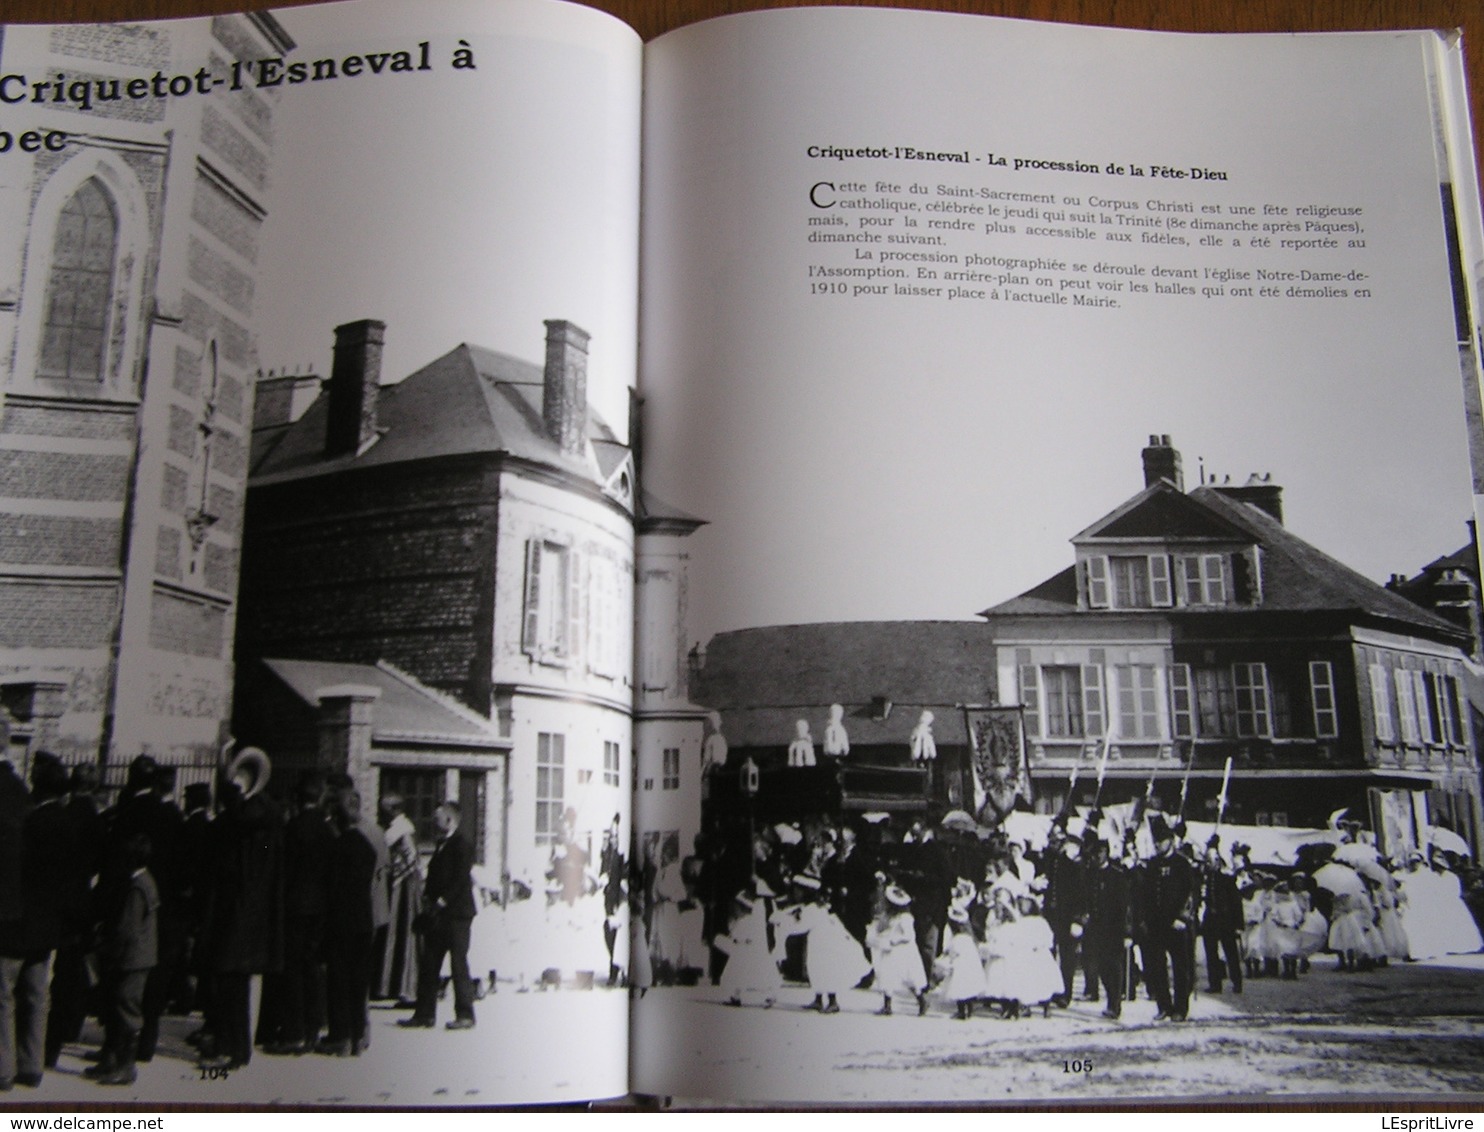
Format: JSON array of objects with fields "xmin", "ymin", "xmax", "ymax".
[
  {"xmin": 939, "ymin": 907, "xmax": 987, "ymax": 1019},
  {"xmin": 979, "ymin": 890, "xmax": 1017, "ymax": 1015},
  {"xmin": 717, "ymin": 893, "xmax": 781, "ymax": 1008},
  {"xmin": 1000, "ymin": 895, "xmax": 1065, "ymax": 1018},
  {"xmin": 865, "ymin": 884, "xmax": 927, "ymax": 1016},
  {"xmin": 1328, "ymin": 888, "xmax": 1381, "ymax": 971},
  {"xmin": 771, "ymin": 876, "xmax": 871, "ymax": 1013}
]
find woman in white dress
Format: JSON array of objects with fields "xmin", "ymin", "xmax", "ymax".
[{"xmin": 1403, "ymin": 852, "xmax": 1484, "ymax": 959}]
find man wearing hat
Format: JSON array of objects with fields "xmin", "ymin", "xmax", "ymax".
[
  {"xmin": 1083, "ymin": 836, "xmax": 1131, "ymax": 1020},
  {"xmin": 1043, "ymin": 822, "xmax": 1089, "ymax": 1007},
  {"xmin": 103, "ymin": 756, "xmax": 184, "ymax": 1066},
  {"xmin": 1200, "ymin": 838, "xmax": 1244, "ymax": 995},
  {"xmin": 1133, "ymin": 814, "xmax": 1197, "ymax": 1021}
]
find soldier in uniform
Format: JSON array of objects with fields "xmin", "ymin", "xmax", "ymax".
[
  {"xmin": 1133, "ymin": 814, "xmax": 1198, "ymax": 1021},
  {"xmin": 1199, "ymin": 837, "xmax": 1244, "ymax": 995},
  {"xmin": 1083, "ymin": 836, "xmax": 1131, "ymax": 1020},
  {"xmin": 1042, "ymin": 823, "xmax": 1088, "ymax": 1007}
]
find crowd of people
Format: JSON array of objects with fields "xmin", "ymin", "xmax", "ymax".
[
  {"xmin": 0, "ymin": 750, "xmax": 483, "ymax": 1091},
  {"xmin": 642, "ymin": 803, "xmax": 1484, "ymax": 1023}
]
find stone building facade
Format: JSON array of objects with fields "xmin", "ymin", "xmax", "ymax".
[{"xmin": 0, "ymin": 14, "xmax": 290, "ymax": 787}]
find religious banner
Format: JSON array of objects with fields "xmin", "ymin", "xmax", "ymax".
[{"xmin": 961, "ymin": 704, "xmax": 1032, "ymax": 828}]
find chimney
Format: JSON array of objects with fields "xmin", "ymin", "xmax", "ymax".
[
  {"xmin": 324, "ymin": 319, "xmax": 385, "ymax": 457},
  {"xmin": 1141, "ymin": 433, "xmax": 1183, "ymax": 491},
  {"xmin": 543, "ymin": 319, "xmax": 589, "ymax": 458},
  {"xmin": 1215, "ymin": 472, "xmax": 1285, "ymax": 525}
]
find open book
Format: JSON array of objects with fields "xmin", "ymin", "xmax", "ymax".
[{"xmin": 1, "ymin": 0, "xmax": 1482, "ymax": 1108}]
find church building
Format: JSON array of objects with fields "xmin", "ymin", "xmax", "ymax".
[{"xmin": 0, "ymin": 14, "xmax": 291, "ymax": 789}]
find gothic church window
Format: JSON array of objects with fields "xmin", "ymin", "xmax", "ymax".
[{"xmin": 39, "ymin": 178, "xmax": 118, "ymax": 383}]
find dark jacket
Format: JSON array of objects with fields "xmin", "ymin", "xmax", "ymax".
[
  {"xmin": 103, "ymin": 869, "xmax": 159, "ymax": 973},
  {"xmin": 424, "ymin": 832, "xmax": 476, "ymax": 921},
  {"xmin": 1133, "ymin": 851, "xmax": 1197, "ymax": 939},
  {"xmin": 327, "ymin": 824, "xmax": 380, "ymax": 940},
  {"xmin": 202, "ymin": 794, "xmax": 285, "ymax": 973}
]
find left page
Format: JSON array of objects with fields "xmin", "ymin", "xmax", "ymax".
[{"xmin": 0, "ymin": 0, "xmax": 641, "ymax": 1106}]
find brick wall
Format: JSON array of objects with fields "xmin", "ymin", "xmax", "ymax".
[{"xmin": 241, "ymin": 462, "xmax": 496, "ymax": 705}]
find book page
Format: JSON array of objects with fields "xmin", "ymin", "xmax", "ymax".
[
  {"xmin": 0, "ymin": 0, "xmax": 640, "ymax": 1106},
  {"xmin": 632, "ymin": 8, "xmax": 1484, "ymax": 1104}
]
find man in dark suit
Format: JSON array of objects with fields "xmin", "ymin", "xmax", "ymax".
[
  {"xmin": 319, "ymin": 788, "xmax": 378, "ymax": 1057},
  {"xmin": 400, "ymin": 802, "xmax": 476, "ymax": 1031},
  {"xmin": 1133, "ymin": 815, "xmax": 1198, "ymax": 1021},
  {"xmin": 1, "ymin": 753, "xmax": 86, "ymax": 1089},
  {"xmin": 1199, "ymin": 838, "xmax": 1244, "ymax": 994},
  {"xmin": 1083, "ymin": 836, "xmax": 1131, "ymax": 1020},
  {"xmin": 1043, "ymin": 823, "xmax": 1089, "ymax": 1006}
]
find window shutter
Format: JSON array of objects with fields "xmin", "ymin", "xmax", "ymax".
[
  {"xmin": 566, "ymin": 549, "xmax": 584, "ymax": 662},
  {"xmin": 1412, "ymin": 671, "xmax": 1436, "ymax": 744},
  {"xmin": 1369, "ymin": 663, "xmax": 1395, "ymax": 743},
  {"xmin": 1396, "ymin": 667, "xmax": 1420, "ymax": 744},
  {"xmin": 1081, "ymin": 664, "xmax": 1105, "ymax": 736},
  {"xmin": 1149, "ymin": 554, "xmax": 1173, "ymax": 607},
  {"xmin": 522, "ymin": 540, "xmax": 542, "ymax": 655},
  {"xmin": 1170, "ymin": 663, "xmax": 1195, "ymax": 737},
  {"xmin": 1018, "ymin": 664, "xmax": 1041, "ymax": 738},
  {"xmin": 1447, "ymin": 675, "xmax": 1466, "ymax": 745},
  {"xmin": 1086, "ymin": 556, "xmax": 1109, "ymax": 608}
]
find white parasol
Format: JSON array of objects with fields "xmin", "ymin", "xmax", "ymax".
[
  {"xmin": 1312, "ymin": 861, "xmax": 1367, "ymax": 900},
  {"xmin": 1427, "ymin": 827, "xmax": 1471, "ymax": 856}
]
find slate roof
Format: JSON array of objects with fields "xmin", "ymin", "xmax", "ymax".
[
  {"xmin": 637, "ymin": 487, "xmax": 706, "ymax": 535},
  {"xmin": 261, "ymin": 658, "xmax": 508, "ymax": 749},
  {"xmin": 250, "ymin": 343, "xmax": 621, "ymax": 486},
  {"xmin": 693, "ymin": 621, "xmax": 997, "ymax": 747},
  {"xmin": 979, "ymin": 480, "xmax": 1467, "ymax": 643}
]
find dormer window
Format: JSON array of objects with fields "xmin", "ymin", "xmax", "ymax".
[
  {"xmin": 1178, "ymin": 554, "xmax": 1229, "ymax": 605},
  {"xmin": 1084, "ymin": 553, "xmax": 1172, "ymax": 609}
]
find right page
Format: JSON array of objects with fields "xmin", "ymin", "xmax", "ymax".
[{"xmin": 631, "ymin": 8, "xmax": 1484, "ymax": 1105}]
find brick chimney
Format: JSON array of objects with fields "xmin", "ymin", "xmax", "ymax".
[
  {"xmin": 543, "ymin": 319, "xmax": 589, "ymax": 458},
  {"xmin": 1141, "ymin": 433, "xmax": 1183, "ymax": 491},
  {"xmin": 324, "ymin": 319, "xmax": 386, "ymax": 457},
  {"xmin": 1216, "ymin": 472, "xmax": 1284, "ymax": 525}
]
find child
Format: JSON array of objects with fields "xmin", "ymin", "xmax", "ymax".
[
  {"xmin": 979, "ymin": 889, "xmax": 1017, "ymax": 1017},
  {"xmin": 938, "ymin": 907, "xmax": 987, "ymax": 1020},
  {"xmin": 87, "ymin": 833, "xmax": 158, "ymax": 1087},
  {"xmin": 1295, "ymin": 886, "xmax": 1329, "ymax": 974},
  {"xmin": 771, "ymin": 875, "xmax": 869, "ymax": 1013},
  {"xmin": 1265, "ymin": 881, "xmax": 1305, "ymax": 980},
  {"xmin": 1002, "ymin": 894, "xmax": 1065, "ymax": 1018},
  {"xmin": 716, "ymin": 893, "xmax": 781, "ymax": 1008},
  {"xmin": 865, "ymin": 884, "xmax": 927, "ymax": 1016}
]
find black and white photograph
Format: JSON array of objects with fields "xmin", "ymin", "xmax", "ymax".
[
  {"xmin": 3, "ymin": 0, "xmax": 1484, "ymax": 1112},
  {"xmin": 628, "ymin": 8, "xmax": 1484, "ymax": 1104},
  {"xmin": 0, "ymin": 0, "xmax": 642, "ymax": 1105}
]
